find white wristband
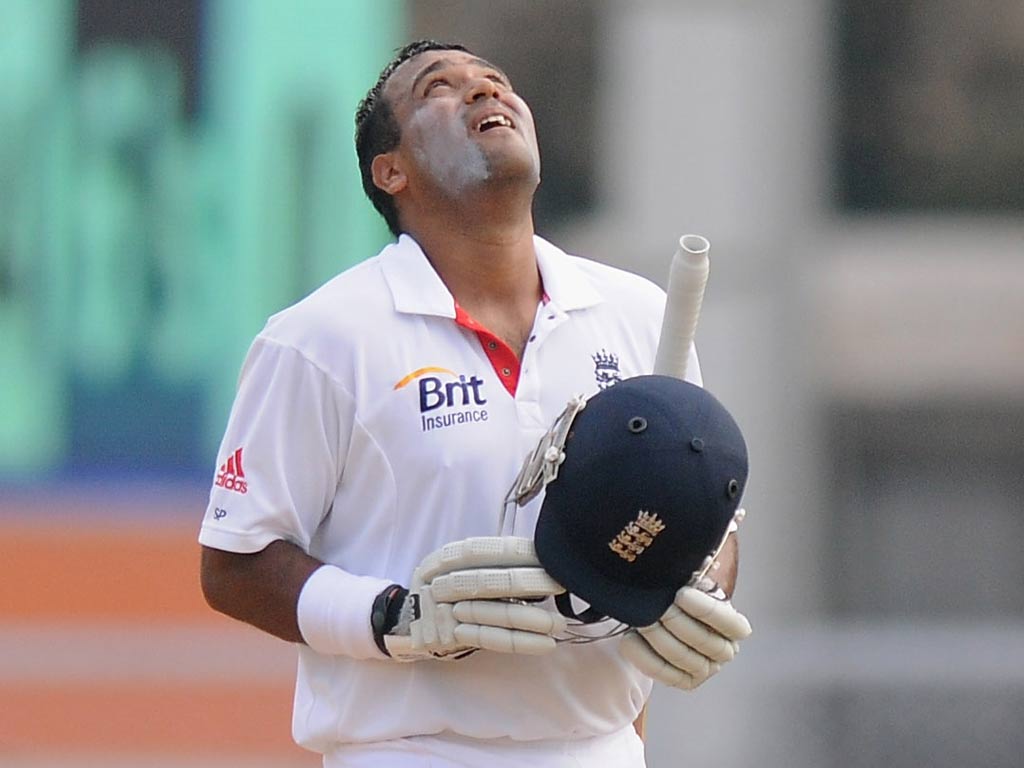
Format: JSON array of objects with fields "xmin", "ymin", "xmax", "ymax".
[{"xmin": 296, "ymin": 565, "xmax": 394, "ymax": 660}]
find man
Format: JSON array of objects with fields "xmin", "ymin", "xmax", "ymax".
[{"xmin": 199, "ymin": 40, "xmax": 749, "ymax": 767}]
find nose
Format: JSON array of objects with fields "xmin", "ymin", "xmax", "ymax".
[{"xmin": 465, "ymin": 76, "xmax": 500, "ymax": 103}]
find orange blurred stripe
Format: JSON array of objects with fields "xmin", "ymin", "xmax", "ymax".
[
  {"xmin": 0, "ymin": 682, "xmax": 315, "ymax": 759},
  {"xmin": 0, "ymin": 501, "xmax": 320, "ymax": 762},
  {"xmin": 0, "ymin": 521, "xmax": 217, "ymax": 623}
]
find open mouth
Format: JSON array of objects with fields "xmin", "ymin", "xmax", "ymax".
[{"xmin": 477, "ymin": 114, "xmax": 514, "ymax": 132}]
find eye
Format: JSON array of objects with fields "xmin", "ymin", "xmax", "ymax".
[{"xmin": 425, "ymin": 77, "xmax": 451, "ymax": 94}]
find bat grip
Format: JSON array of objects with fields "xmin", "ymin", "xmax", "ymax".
[{"xmin": 653, "ymin": 234, "xmax": 710, "ymax": 379}]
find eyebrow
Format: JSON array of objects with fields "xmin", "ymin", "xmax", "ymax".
[{"xmin": 409, "ymin": 56, "xmax": 511, "ymax": 94}]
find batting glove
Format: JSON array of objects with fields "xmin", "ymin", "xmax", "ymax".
[
  {"xmin": 620, "ymin": 585, "xmax": 752, "ymax": 690},
  {"xmin": 373, "ymin": 537, "xmax": 568, "ymax": 661}
]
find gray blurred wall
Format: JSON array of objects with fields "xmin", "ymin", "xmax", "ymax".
[{"xmin": 413, "ymin": 2, "xmax": 1024, "ymax": 767}]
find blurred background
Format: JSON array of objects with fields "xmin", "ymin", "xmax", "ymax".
[{"xmin": 2, "ymin": 1, "xmax": 1023, "ymax": 766}]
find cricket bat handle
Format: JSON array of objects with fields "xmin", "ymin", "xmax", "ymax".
[{"xmin": 653, "ymin": 234, "xmax": 710, "ymax": 380}]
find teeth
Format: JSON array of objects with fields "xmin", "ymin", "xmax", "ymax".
[{"xmin": 479, "ymin": 115, "xmax": 512, "ymax": 131}]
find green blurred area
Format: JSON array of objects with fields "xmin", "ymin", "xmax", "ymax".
[{"xmin": 0, "ymin": 0, "xmax": 400, "ymax": 479}]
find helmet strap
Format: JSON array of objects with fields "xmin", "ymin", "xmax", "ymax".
[{"xmin": 554, "ymin": 591, "xmax": 607, "ymax": 624}]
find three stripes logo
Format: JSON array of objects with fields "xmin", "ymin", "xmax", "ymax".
[{"xmin": 215, "ymin": 447, "xmax": 248, "ymax": 494}]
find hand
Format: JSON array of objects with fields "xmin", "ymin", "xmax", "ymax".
[
  {"xmin": 620, "ymin": 585, "xmax": 751, "ymax": 690},
  {"xmin": 377, "ymin": 537, "xmax": 568, "ymax": 661}
]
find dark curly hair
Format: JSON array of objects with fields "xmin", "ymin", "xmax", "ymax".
[{"xmin": 355, "ymin": 40, "xmax": 472, "ymax": 237}]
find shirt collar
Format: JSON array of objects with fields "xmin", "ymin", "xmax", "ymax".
[
  {"xmin": 380, "ymin": 234, "xmax": 457, "ymax": 318},
  {"xmin": 532, "ymin": 235, "xmax": 604, "ymax": 312},
  {"xmin": 380, "ymin": 233, "xmax": 605, "ymax": 317}
]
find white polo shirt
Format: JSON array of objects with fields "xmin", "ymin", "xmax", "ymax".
[{"xmin": 199, "ymin": 234, "xmax": 701, "ymax": 753}]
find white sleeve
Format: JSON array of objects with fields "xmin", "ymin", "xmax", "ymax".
[{"xmin": 198, "ymin": 336, "xmax": 353, "ymax": 554}]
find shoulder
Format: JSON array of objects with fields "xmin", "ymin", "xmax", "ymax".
[
  {"xmin": 536, "ymin": 236, "xmax": 666, "ymax": 311},
  {"xmin": 260, "ymin": 246, "xmax": 394, "ymax": 352},
  {"xmin": 575, "ymin": 256, "xmax": 666, "ymax": 303},
  {"xmin": 240, "ymin": 243, "xmax": 404, "ymax": 386}
]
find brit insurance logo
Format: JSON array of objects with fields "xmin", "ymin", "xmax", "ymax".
[{"xmin": 393, "ymin": 366, "xmax": 490, "ymax": 433}]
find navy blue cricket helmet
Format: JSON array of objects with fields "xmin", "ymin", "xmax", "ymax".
[{"xmin": 532, "ymin": 375, "xmax": 748, "ymax": 627}]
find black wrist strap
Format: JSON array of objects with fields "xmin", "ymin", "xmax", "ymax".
[{"xmin": 370, "ymin": 584, "xmax": 408, "ymax": 656}]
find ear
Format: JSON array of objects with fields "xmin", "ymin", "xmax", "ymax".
[{"xmin": 371, "ymin": 152, "xmax": 407, "ymax": 195}]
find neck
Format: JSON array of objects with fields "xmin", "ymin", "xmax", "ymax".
[
  {"xmin": 405, "ymin": 186, "xmax": 540, "ymax": 303},
  {"xmin": 403, "ymin": 192, "xmax": 542, "ymax": 357}
]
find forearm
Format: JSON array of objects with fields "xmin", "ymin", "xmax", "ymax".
[
  {"xmin": 200, "ymin": 539, "xmax": 322, "ymax": 642},
  {"xmin": 711, "ymin": 534, "xmax": 740, "ymax": 598}
]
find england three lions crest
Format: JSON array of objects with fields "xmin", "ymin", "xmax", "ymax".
[{"xmin": 592, "ymin": 349, "xmax": 622, "ymax": 390}]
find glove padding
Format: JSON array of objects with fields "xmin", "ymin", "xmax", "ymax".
[
  {"xmin": 620, "ymin": 585, "xmax": 752, "ymax": 690},
  {"xmin": 383, "ymin": 537, "xmax": 567, "ymax": 661}
]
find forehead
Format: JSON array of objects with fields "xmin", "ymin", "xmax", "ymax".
[{"xmin": 386, "ymin": 49, "xmax": 508, "ymax": 100}]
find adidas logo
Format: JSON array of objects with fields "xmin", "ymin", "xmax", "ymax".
[{"xmin": 215, "ymin": 447, "xmax": 248, "ymax": 494}]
